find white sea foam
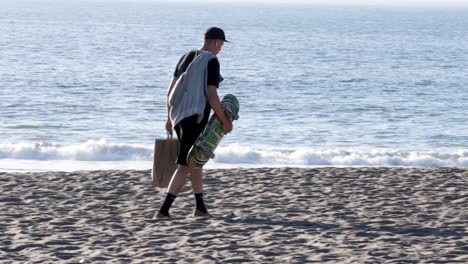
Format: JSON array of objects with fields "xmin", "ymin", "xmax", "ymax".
[
  {"xmin": 0, "ymin": 139, "xmax": 152, "ymax": 161},
  {"xmin": 214, "ymin": 144, "xmax": 468, "ymax": 168},
  {"xmin": 0, "ymin": 141, "xmax": 466, "ymax": 171}
]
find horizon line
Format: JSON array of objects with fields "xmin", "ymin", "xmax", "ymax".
[{"xmin": 7, "ymin": 0, "xmax": 468, "ymax": 8}]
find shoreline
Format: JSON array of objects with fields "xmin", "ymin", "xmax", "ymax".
[
  {"xmin": 2, "ymin": 163, "xmax": 467, "ymax": 173},
  {"xmin": 1, "ymin": 167, "xmax": 467, "ymax": 263}
]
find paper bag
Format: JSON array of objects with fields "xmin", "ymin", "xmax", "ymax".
[{"xmin": 151, "ymin": 137, "xmax": 179, "ymax": 189}]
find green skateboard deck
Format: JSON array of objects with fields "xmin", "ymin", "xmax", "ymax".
[{"xmin": 187, "ymin": 94, "xmax": 239, "ymax": 169}]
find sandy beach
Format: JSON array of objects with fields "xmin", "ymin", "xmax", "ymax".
[{"xmin": 1, "ymin": 167, "xmax": 467, "ymax": 263}]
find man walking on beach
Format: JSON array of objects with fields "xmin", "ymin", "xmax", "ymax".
[{"xmin": 155, "ymin": 27, "xmax": 233, "ymax": 219}]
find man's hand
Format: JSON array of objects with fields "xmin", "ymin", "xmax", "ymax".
[
  {"xmin": 166, "ymin": 119, "xmax": 173, "ymax": 137},
  {"xmin": 222, "ymin": 119, "xmax": 233, "ymax": 134}
]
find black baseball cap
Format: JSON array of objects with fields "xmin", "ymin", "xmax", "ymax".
[{"xmin": 204, "ymin": 27, "xmax": 230, "ymax": 43}]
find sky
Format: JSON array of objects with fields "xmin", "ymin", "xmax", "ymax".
[{"xmin": 4, "ymin": 0, "xmax": 468, "ymax": 8}]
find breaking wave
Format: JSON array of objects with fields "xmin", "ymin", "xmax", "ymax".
[{"xmin": 0, "ymin": 140, "xmax": 467, "ymax": 168}]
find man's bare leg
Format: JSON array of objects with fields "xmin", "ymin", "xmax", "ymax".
[
  {"xmin": 155, "ymin": 165, "xmax": 190, "ymax": 218},
  {"xmin": 167, "ymin": 165, "xmax": 190, "ymax": 195},
  {"xmin": 190, "ymin": 168, "xmax": 203, "ymax": 193}
]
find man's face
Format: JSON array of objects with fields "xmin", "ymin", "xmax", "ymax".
[{"xmin": 215, "ymin": 40, "xmax": 224, "ymax": 54}]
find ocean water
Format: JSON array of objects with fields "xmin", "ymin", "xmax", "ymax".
[{"xmin": 1, "ymin": 1, "xmax": 467, "ymax": 171}]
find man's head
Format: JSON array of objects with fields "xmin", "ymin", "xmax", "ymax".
[{"xmin": 203, "ymin": 27, "xmax": 229, "ymax": 55}]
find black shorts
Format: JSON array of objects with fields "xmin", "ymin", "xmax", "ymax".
[{"xmin": 174, "ymin": 114, "xmax": 209, "ymax": 166}]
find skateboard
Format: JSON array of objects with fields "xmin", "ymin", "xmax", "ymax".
[{"xmin": 187, "ymin": 94, "xmax": 239, "ymax": 169}]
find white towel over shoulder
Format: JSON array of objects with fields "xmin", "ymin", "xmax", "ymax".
[{"xmin": 168, "ymin": 51, "xmax": 216, "ymax": 128}]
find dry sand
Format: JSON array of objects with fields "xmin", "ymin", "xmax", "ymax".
[{"xmin": 0, "ymin": 167, "xmax": 467, "ymax": 263}]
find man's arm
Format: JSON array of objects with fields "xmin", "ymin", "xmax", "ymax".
[
  {"xmin": 208, "ymin": 85, "xmax": 233, "ymax": 134},
  {"xmin": 165, "ymin": 76, "xmax": 178, "ymax": 135}
]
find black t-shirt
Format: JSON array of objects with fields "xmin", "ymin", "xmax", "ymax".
[
  {"xmin": 173, "ymin": 50, "xmax": 221, "ymax": 120},
  {"xmin": 173, "ymin": 50, "xmax": 221, "ymax": 88}
]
